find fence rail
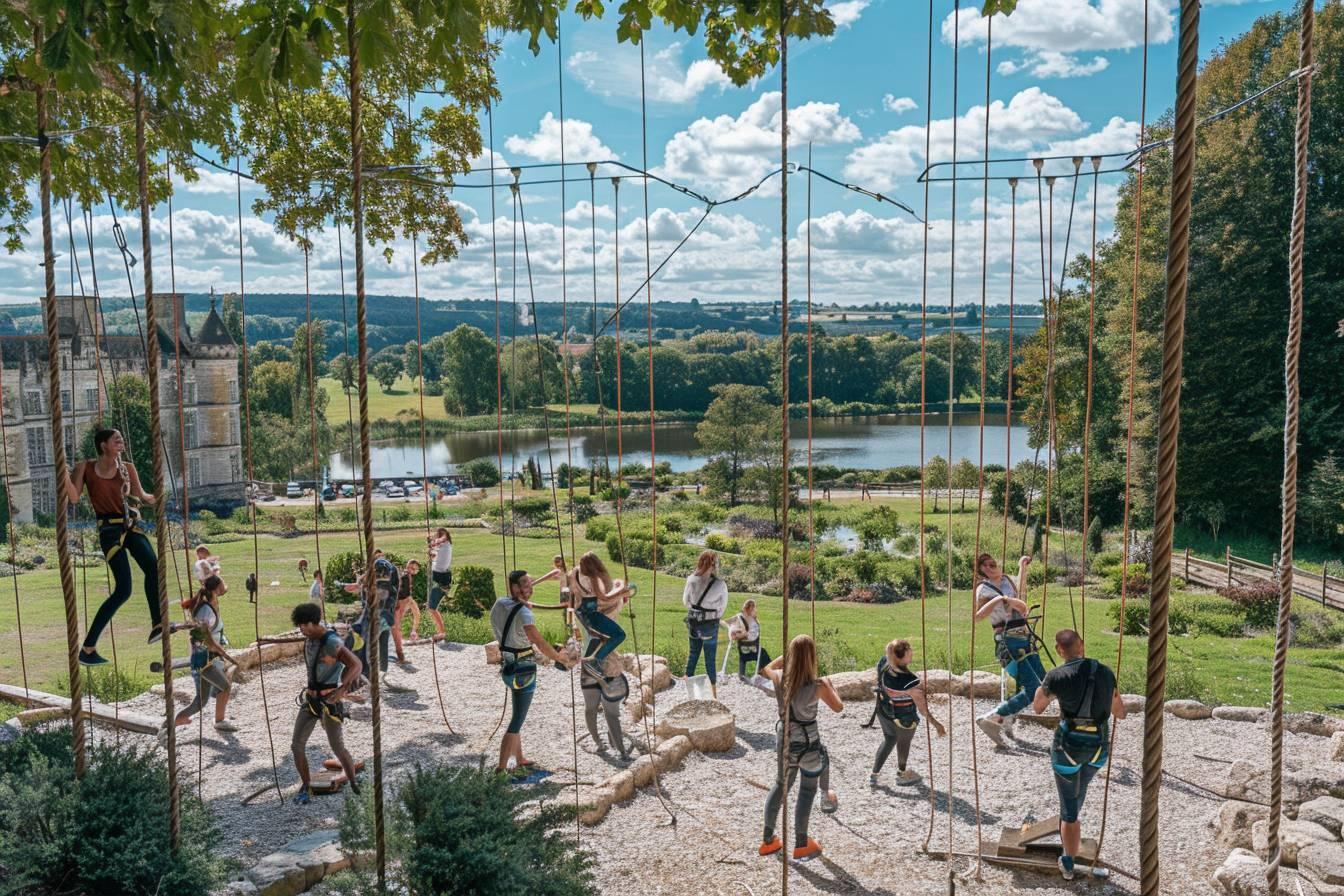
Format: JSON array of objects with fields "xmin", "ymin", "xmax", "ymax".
[{"xmin": 1179, "ymin": 547, "xmax": 1344, "ymax": 613}]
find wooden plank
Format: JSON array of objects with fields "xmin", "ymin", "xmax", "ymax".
[
  {"xmin": 998, "ymin": 816, "xmax": 1063, "ymax": 852},
  {"xmin": 0, "ymin": 683, "xmax": 160, "ymax": 734}
]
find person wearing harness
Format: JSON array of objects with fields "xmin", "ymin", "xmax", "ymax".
[
  {"xmin": 158, "ymin": 575, "xmax": 237, "ymax": 745},
  {"xmin": 1032, "ymin": 628, "xmax": 1125, "ymax": 880},
  {"xmin": 973, "ymin": 552, "xmax": 1041, "ymax": 747},
  {"xmin": 727, "ymin": 599, "xmax": 770, "ymax": 680},
  {"xmin": 870, "ymin": 639, "xmax": 945, "ymax": 786},
  {"xmin": 425, "ymin": 528, "xmax": 453, "ymax": 642},
  {"xmin": 491, "ymin": 569, "xmax": 568, "ymax": 775},
  {"xmin": 564, "ymin": 552, "xmax": 635, "ymax": 681},
  {"xmin": 391, "ymin": 559, "xmax": 422, "ymax": 667},
  {"xmin": 344, "ymin": 551, "xmax": 399, "ymax": 681},
  {"xmin": 683, "ymin": 550, "xmax": 728, "ymax": 697},
  {"xmin": 758, "ymin": 634, "xmax": 843, "ymax": 863},
  {"xmin": 291, "ymin": 602, "xmax": 363, "ymax": 805},
  {"xmin": 65, "ymin": 428, "xmax": 163, "ymax": 665}
]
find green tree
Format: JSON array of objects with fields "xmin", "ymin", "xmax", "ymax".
[
  {"xmin": 440, "ymin": 325, "xmax": 499, "ymax": 415},
  {"xmin": 330, "ymin": 353, "xmax": 357, "ymax": 393},
  {"xmin": 372, "ymin": 358, "xmax": 402, "ymax": 392},
  {"xmin": 951, "ymin": 458, "xmax": 979, "ymax": 511},
  {"xmin": 80, "ymin": 375, "xmax": 152, "ymax": 467},
  {"xmin": 696, "ymin": 383, "xmax": 772, "ymax": 507},
  {"xmin": 925, "ymin": 455, "xmax": 949, "ymax": 513},
  {"xmin": 1301, "ymin": 453, "xmax": 1344, "ymax": 546},
  {"xmin": 249, "ymin": 360, "xmax": 298, "ymax": 419}
]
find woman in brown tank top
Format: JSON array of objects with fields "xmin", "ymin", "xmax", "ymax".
[{"xmin": 65, "ymin": 428, "xmax": 163, "ymax": 666}]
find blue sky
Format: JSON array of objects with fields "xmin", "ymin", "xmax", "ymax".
[{"xmin": 0, "ymin": 0, "xmax": 1296, "ymax": 308}]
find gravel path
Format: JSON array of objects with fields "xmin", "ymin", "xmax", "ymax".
[{"xmin": 91, "ymin": 642, "xmax": 1330, "ymax": 895}]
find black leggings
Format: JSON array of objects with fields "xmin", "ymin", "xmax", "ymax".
[
  {"xmin": 85, "ymin": 527, "xmax": 160, "ymax": 649},
  {"xmin": 873, "ymin": 713, "xmax": 918, "ymax": 774},
  {"xmin": 739, "ymin": 642, "xmax": 770, "ymax": 677}
]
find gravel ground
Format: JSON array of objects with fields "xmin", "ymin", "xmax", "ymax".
[{"xmin": 92, "ymin": 642, "xmax": 1332, "ymax": 895}]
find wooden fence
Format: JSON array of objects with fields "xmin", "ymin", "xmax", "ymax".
[{"xmin": 1179, "ymin": 547, "xmax": 1344, "ymax": 613}]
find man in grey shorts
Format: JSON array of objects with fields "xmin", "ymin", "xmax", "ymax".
[{"xmin": 291, "ymin": 602, "xmax": 363, "ymax": 804}]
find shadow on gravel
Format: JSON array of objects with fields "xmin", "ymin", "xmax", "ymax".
[{"xmin": 790, "ymin": 855, "xmax": 899, "ymax": 896}]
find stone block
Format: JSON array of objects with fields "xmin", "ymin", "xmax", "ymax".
[
  {"xmin": 484, "ymin": 641, "xmax": 501, "ymax": 665},
  {"xmin": 922, "ymin": 670, "xmax": 954, "ymax": 694},
  {"xmin": 16, "ymin": 707, "xmax": 66, "ymax": 727},
  {"xmin": 1301, "ymin": 797, "xmax": 1344, "ymax": 838},
  {"xmin": 247, "ymin": 829, "xmax": 344, "ymax": 896},
  {"xmin": 1166, "ymin": 699, "xmax": 1213, "ymax": 720},
  {"xmin": 629, "ymin": 754, "xmax": 659, "ymax": 789},
  {"xmin": 654, "ymin": 700, "xmax": 736, "ymax": 753},
  {"xmin": 1228, "ymin": 760, "xmax": 1344, "ymax": 806},
  {"xmin": 1252, "ymin": 817, "xmax": 1336, "ymax": 866},
  {"xmin": 1214, "ymin": 706, "xmax": 1268, "ymax": 724},
  {"xmin": 1283, "ymin": 713, "xmax": 1344, "ymax": 738},
  {"xmin": 579, "ymin": 784, "xmax": 617, "ymax": 826},
  {"xmin": 1216, "ymin": 800, "xmax": 1272, "ymax": 851},
  {"xmin": 953, "ymin": 670, "xmax": 1001, "ymax": 698},
  {"xmin": 1331, "ymin": 732, "xmax": 1344, "ymax": 763},
  {"xmin": 1213, "ymin": 849, "xmax": 1271, "ymax": 896},
  {"xmin": 654, "ymin": 734, "xmax": 693, "ymax": 768},
  {"xmin": 1301, "ymin": 842, "xmax": 1344, "ymax": 886},
  {"xmin": 607, "ymin": 769, "xmax": 636, "ymax": 803},
  {"xmin": 827, "ymin": 669, "xmax": 877, "ymax": 701},
  {"xmin": 1121, "ymin": 694, "xmax": 1146, "ymax": 714}
]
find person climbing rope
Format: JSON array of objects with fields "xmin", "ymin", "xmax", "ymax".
[
  {"xmin": 490, "ymin": 569, "xmax": 568, "ymax": 778},
  {"xmin": 425, "ymin": 528, "xmax": 452, "ymax": 642},
  {"xmin": 973, "ymin": 552, "xmax": 1041, "ymax": 747},
  {"xmin": 575, "ymin": 611, "xmax": 633, "ymax": 766},
  {"xmin": 869, "ymin": 638, "xmax": 944, "ymax": 786},
  {"xmin": 564, "ymin": 551, "xmax": 635, "ymax": 682},
  {"xmin": 758, "ymin": 634, "xmax": 843, "ymax": 863},
  {"xmin": 726, "ymin": 599, "xmax": 770, "ymax": 680},
  {"xmin": 682, "ymin": 550, "xmax": 728, "ymax": 698},
  {"xmin": 391, "ymin": 558, "xmax": 421, "ymax": 667},
  {"xmin": 343, "ymin": 550, "xmax": 399, "ymax": 684},
  {"xmin": 1032, "ymin": 628, "xmax": 1126, "ymax": 880},
  {"xmin": 65, "ymin": 428, "xmax": 163, "ymax": 665},
  {"xmin": 290, "ymin": 601, "xmax": 363, "ymax": 805},
  {"xmin": 158, "ymin": 574, "xmax": 237, "ymax": 744}
]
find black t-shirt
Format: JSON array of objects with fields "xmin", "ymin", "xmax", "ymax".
[
  {"xmin": 1041, "ymin": 657, "xmax": 1116, "ymax": 723},
  {"xmin": 398, "ymin": 572, "xmax": 413, "ymax": 601},
  {"xmin": 879, "ymin": 659, "xmax": 922, "ymax": 693}
]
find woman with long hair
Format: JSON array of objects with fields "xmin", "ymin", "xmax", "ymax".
[
  {"xmin": 159, "ymin": 574, "xmax": 236, "ymax": 742},
  {"xmin": 972, "ymin": 551, "xmax": 1040, "ymax": 747},
  {"xmin": 726, "ymin": 599, "xmax": 769, "ymax": 679},
  {"xmin": 566, "ymin": 551, "xmax": 635, "ymax": 680},
  {"xmin": 758, "ymin": 634, "xmax": 843, "ymax": 862},
  {"xmin": 425, "ymin": 528, "xmax": 452, "ymax": 642},
  {"xmin": 682, "ymin": 550, "xmax": 728, "ymax": 697},
  {"xmin": 65, "ymin": 428, "xmax": 162, "ymax": 665},
  {"xmin": 870, "ymin": 638, "xmax": 944, "ymax": 786}
]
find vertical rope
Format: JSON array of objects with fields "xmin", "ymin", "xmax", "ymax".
[
  {"xmin": 944, "ymin": 0, "xmax": 960, "ymax": 870},
  {"xmin": 556, "ymin": 25, "xmax": 579, "ymax": 565},
  {"xmin": 1080, "ymin": 158, "xmax": 1101, "ymax": 638},
  {"xmin": 1141, "ymin": 0, "xmax": 1201, "ymax": 889},
  {"xmin": 777, "ymin": 4, "xmax": 792, "ymax": 889},
  {"xmin": 1002, "ymin": 179, "xmax": 1017, "ymax": 559},
  {"xmin": 34, "ymin": 51, "xmax": 85, "ymax": 778},
  {"xmin": 334, "ymin": 224, "xmax": 363, "ymax": 561},
  {"xmin": 1267, "ymin": 6, "xmax": 1314, "ymax": 892},
  {"xmin": 345, "ymin": 3, "xmax": 387, "ymax": 885},
  {"xmin": 0, "ymin": 358, "xmax": 28, "ymax": 699},
  {"xmin": 133, "ymin": 76, "xmax": 181, "ymax": 849},
  {"xmin": 301, "ymin": 238, "xmax": 325, "ymax": 618},
  {"xmin": 918, "ymin": 0, "xmax": 937, "ymax": 855},
  {"xmin": 805, "ymin": 145, "xmax": 816, "ymax": 636},
  {"xmin": 485, "ymin": 96, "xmax": 508, "ymax": 570}
]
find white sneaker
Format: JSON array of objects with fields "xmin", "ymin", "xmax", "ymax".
[
  {"xmin": 214, "ymin": 720, "xmax": 239, "ymax": 733},
  {"xmin": 1001, "ymin": 714, "xmax": 1017, "ymax": 739},
  {"xmin": 976, "ymin": 712, "xmax": 1008, "ymax": 747},
  {"xmin": 1058, "ymin": 856, "xmax": 1076, "ymax": 881}
]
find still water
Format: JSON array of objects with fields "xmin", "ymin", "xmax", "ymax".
[{"xmin": 327, "ymin": 413, "xmax": 1030, "ymax": 480}]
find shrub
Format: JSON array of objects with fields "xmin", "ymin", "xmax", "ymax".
[
  {"xmin": 605, "ymin": 532, "xmax": 624, "ymax": 564},
  {"xmin": 1109, "ymin": 599, "xmax": 1194, "ymax": 637},
  {"xmin": 0, "ymin": 733, "xmax": 222, "ymax": 896},
  {"xmin": 460, "ymin": 457, "xmax": 501, "ymax": 488},
  {"xmin": 597, "ymin": 484, "xmax": 630, "ymax": 502},
  {"xmin": 339, "ymin": 765, "xmax": 595, "ymax": 896},
  {"xmin": 323, "ymin": 550, "xmax": 363, "ymax": 604},
  {"xmin": 1103, "ymin": 568, "xmax": 1150, "ymax": 600},
  {"xmin": 1292, "ymin": 610, "xmax": 1344, "ymax": 648},
  {"xmin": 1220, "ymin": 581, "xmax": 1280, "ymax": 629},
  {"xmin": 585, "ymin": 517, "xmax": 614, "ymax": 543},
  {"xmin": 453, "ymin": 565, "xmax": 496, "ymax": 618},
  {"xmin": 704, "ymin": 532, "xmax": 741, "ymax": 554},
  {"xmin": 571, "ymin": 496, "xmax": 596, "ymax": 523}
]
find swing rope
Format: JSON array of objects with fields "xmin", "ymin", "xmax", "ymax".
[
  {"xmin": 1080, "ymin": 158, "xmax": 1101, "ymax": 639},
  {"xmin": 1001, "ymin": 178, "xmax": 1017, "ymax": 559},
  {"xmin": 301, "ymin": 235, "xmax": 326, "ymax": 619},
  {"xmin": 334, "ymin": 223, "xmax": 365, "ymax": 563},
  {"xmin": 942, "ymin": 0, "xmax": 961, "ymax": 870},
  {"xmin": 0, "ymin": 356, "xmax": 28, "ymax": 701},
  {"xmin": 777, "ymin": 3, "xmax": 792, "ymax": 889}
]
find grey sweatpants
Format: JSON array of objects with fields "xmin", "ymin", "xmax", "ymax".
[
  {"xmin": 583, "ymin": 683, "xmax": 628, "ymax": 756},
  {"xmin": 291, "ymin": 704, "xmax": 349, "ymax": 760}
]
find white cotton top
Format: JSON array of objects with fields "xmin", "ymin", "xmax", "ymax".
[
  {"xmin": 431, "ymin": 542, "xmax": 453, "ymax": 573},
  {"xmin": 194, "ymin": 558, "xmax": 218, "ymax": 584},
  {"xmin": 682, "ymin": 573, "xmax": 728, "ymax": 617},
  {"xmin": 975, "ymin": 575, "xmax": 1025, "ymax": 630}
]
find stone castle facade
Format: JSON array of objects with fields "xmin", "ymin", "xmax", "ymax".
[{"xmin": 1, "ymin": 294, "xmax": 245, "ymax": 523}]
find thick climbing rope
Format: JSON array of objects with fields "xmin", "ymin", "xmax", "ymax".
[
  {"xmin": 300, "ymin": 237, "xmax": 325, "ymax": 618},
  {"xmin": 778, "ymin": 3, "xmax": 791, "ymax": 890},
  {"xmin": 131, "ymin": 76, "xmax": 181, "ymax": 849},
  {"xmin": 1141, "ymin": 0, "xmax": 1201, "ymax": 889},
  {"xmin": 1095, "ymin": 1, "xmax": 1148, "ymax": 860},
  {"xmin": 484, "ymin": 97, "xmax": 508, "ymax": 572},
  {"xmin": 1268, "ymin": 5, "xmax": 1314, "ymax": 891},
  {"xmin": 35, "ymin": 70, "xmax": 86, "ymax": 778},
  {"xmin": 968, "ymin": 14, "xmax": 993, "ymax": 879},
  {"xmin": 334, "ymin": 224, "xmax": 364, "ymax": 561},
  {"xmin": 234, "ymin": 163, "xmax": 284, "ymax": 807},
  {"xmin": 344, "ymin": 4, "xmax": 389, "ymax": 882},
  {"xmin": 805, "ymin": 146, "xmax": 817, "ymax": 634}
]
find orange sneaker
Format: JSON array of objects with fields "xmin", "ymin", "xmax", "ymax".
[
  {"xmin": 793, "ymin": 839, "xmax": 823, "ymax": 862},
  {"xmin": 758, "ymin": 836, "xmax": 783, "ymax": 856}
]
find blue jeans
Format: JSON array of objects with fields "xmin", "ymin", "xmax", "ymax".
[
  {"xmin": 994, "ymin": 637, "xmax": 1046, "ymax": 717},
  {"xmin": 686, "ymin": 634, "xmax": 719, "ymax": 684},
  {"xmin": 579, "ymin": 599, "xmax": 625, "ymax": 664}
]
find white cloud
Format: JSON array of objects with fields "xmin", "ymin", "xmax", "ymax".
[
  {"xmin": 997, "ymin": 51, "xmax": 1109, "ymax": 78},
  {"xmin": 659, "ymin": 92, "xmax": 861, "ymax": 195},
  {"xmin": 1044, "ymin": 115, "xmax": 1139, "ymax": 158},
  {"xmin": 943, "ymin": 0, "xmax": 1174, "ymax": 52},
  {"xmin": 173, "ymin": 167, "xmax": 255, "ymax": 195},
  {"xmin": 564, "ymin": 200, "xmax": 614, "ymax": 223},
  {"xmin": 568, "ymin": 43, "xmax": 732, "ymax": 105},
  {"xmin": 505, "ymin": 113, "xmax": 618, "ymax": 164},
  {"xmin": 844, "ymin": 87, "xmax": 1085, "ymax": 190},
  {"xmin": 829, "ymin": 0, "xmax": 870, "ymax": 28},
  {"xmin": 883, "ymin": 94, "xmax": 918, "ymax": 114}
]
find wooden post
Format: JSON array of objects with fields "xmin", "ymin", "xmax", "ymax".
[
  {"xmin": 1184, "ymin": 547, "xmax": 1190, "ymax": 582},
  {"xmin": 1323, "ymin": 560, "xmax": 1329, "ymax": 604},
  {"xmin": 1226, "ymin": 545, "xmax": 1232, "ymax": 589}
]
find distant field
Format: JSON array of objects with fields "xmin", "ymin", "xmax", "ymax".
[{"xmin": 320, "ymin": 375, "xmax": 450, "ymax": 425}]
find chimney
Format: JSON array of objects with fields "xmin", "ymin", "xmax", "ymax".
[
  {"xmin": 153, "ymin": 293, "xmax": 192, "ymax": 348},
  {"xmin": 55, "ymin": 295, "xmax": 100, "ymax": 339}
]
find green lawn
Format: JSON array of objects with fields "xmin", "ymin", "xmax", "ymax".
[
  {"xmin": 320, "ymin": 375, "xmax": 450, "ymax": 426},
  {"xmin": 2, "ymin": 515, "xmax": 1342, "ymax": 712}
]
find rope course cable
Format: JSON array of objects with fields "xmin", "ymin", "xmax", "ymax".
[
  {"xmin": 777, "ymin": 5, "xmax": 790, "ymax": 890},
  {"xmin": 943, "ymin": 1, "xmax": 961, "ymax": 874}
]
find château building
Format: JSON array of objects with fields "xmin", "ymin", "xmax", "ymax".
[{"xmin": 0, "ymin": 294, "xmax": 245, "ymax": 523}]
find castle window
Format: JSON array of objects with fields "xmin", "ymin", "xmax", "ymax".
[
  {"xmin": 230, "ymin": 416, "xmax": 239, "ymax": 446},
  {"xmin": 184, "ymin": 411, "xmax": 198, "ymax": 450},
  {"xmin": 230, "ymin": 455, "xmax": 241, "ymax": 483},
  {"xmin": 228, "ymin": 378, "xmax": 238, "ymax": 404},
  {"xmin": 26, "ymin": 429, "xmax": 49, "ymax": 466},
  {"xmin": 23, "ymin": 390, "xmax": 42, "ymax": 416},
  {"xmin": 61, "ymin": 390, "xmax": 71, "ymax": 413},
  {"xmin": 189, "ymin": 456, "xmax": 202, "ymax": 488},
  {"xmin": 84, "ymin": 387, "xmax": 98, "ymax": 410},
  {"xmin": 184, "ymin": 381, "xmax": 196, "ymax": 406},
  {"xmin": 32, "ymin": 476, "xmax": 54, "ymax": 518},
  {"xmin": 64, "ymin": 424, "xmax": 75, "ymax": 463}
]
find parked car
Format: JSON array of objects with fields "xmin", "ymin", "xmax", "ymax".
[
  {"xmin": 340, "ymin": 484, "xmax": 355, "ymax": 498},
  {"xmin": 383, "ymin": 486, "xmax": 405, "ymax": 498},
  {"xmin": 286, "ymin": 481, "xmax": 303, "ymax": 498},
  {"xmin": 403, "ymin": 480, "xmax": 423, "ymax": 495},
  {"xmin": 321, "ymin": 485, "xmax": 337, "ymax": 501},
  {"xmin": 443, "ymin": 482, "xmax": 460, "ymax": 496}
]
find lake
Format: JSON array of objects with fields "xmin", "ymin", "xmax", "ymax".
[{"xmin": 327, "ymin": 413, "xmax": 1031, "ymax": 480}]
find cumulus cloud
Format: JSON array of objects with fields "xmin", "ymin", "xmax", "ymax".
[
  {"xmin": 568, "ymin": 43, "xmax": 732, "ymax": 105},
  {"xmin": 505, "ymin": 113, "xmax": 618, "ymax": 163},
  {"xmin": 564, "ymin": 200, "xmax": 615, "ymax": 223},
  {"xmin": 883, "ymin": 94, "xmax": 918, "ymax": 114},
  {"xmin": 997, "ymin": 51, "xmax": 1110, "ymax": 78},
  {"xmin": 829, "ymin": 0, "xmax": 870, "ymax": 28},
  {"xmin": 943, "ymin": 0, "xmax": 1174, "ymax": 52},
  {"xmin": 172, "ymin": 167, "xmax": 257, "ymax": 195},
  {"xmin": 843, "ymin": 87, "xmax": 1085, "ymax": 190},
  {"xmin": 659, "ymin": 92, "xmax": 861, "ymax": 195},
  {"xmin": 1043, "ymin": 115, "xmax": 1140, "ymax": 158}
]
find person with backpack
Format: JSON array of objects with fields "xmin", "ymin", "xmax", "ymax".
[
  {"xmin": 426, "ymin": 528, "xmax": 453, "ymax": 642},
  {"xmin": 290, "ymin": 601, "xmax": 363, "ymax": 805},
  {"xmin": 726, "ymin": 599, "xmax": 770, "ymax": 680},
  {"xmin": 682, "ymin": 550, "xmax": 728, "ymax": 698},
  {"xmin": 158, "ymin": 575, "xmax": 237, "ymax": 744},
  {"xmin": 869, "ymin": 638, "xmax": 944, "ymax": 786},
  {"xmin": 1032, "ymin": 629, "xmax": 1127, "ymax": 880},
  {"xmin": 972, "ymin": 552, "xmax": 1041, "ymax": 747}
]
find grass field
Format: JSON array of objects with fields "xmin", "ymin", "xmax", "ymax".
[
  {"xmin": 2, "ymin": 508, "xmax": 1342, "ymax": 712},
  {"xmin": 320, "ymin": 375, "xmax": 450, "ymax": 426}
]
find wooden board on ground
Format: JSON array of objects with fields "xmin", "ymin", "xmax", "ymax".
[
  {"xmin": 309, "ymin": 769, "xmax": 347, "ymax": 794},
  {"xmin": 0, "ymin": 683, "xmax": 159, "ymax": 735},
  {"xmin": 323, "ymin": 757, "xmax": 365, "ymax": 772},
  {"xmin": 996, "ymin": 817, "xmax": 1097, "ymax": 863}
]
